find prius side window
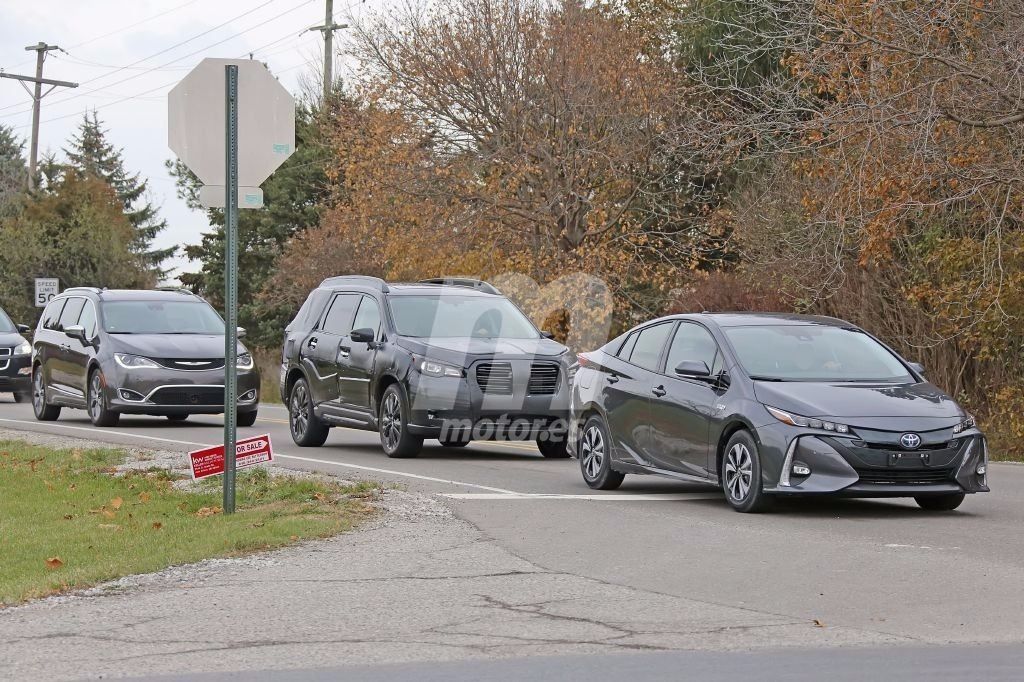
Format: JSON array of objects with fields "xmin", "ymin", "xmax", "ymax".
[
  {"xmin": 665, "ymin": 323, "xmax": 719, "ymax": 375},
  {"xmin": 629, "ymin": 323, "xmax": 673, "ymax": 371}
]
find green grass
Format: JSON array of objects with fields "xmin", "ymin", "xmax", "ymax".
[{"xmin": 0, "ymin": 440, "xmax": 378, "ymax": 606}]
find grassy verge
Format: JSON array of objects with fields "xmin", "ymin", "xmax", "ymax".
[
  {"xmin": 0, "ymin": 440, "xmax": 378, "ymax": 606},
  {"xmin": 254, "ymin": 347, "xmax": 282, "ymax": 404}
]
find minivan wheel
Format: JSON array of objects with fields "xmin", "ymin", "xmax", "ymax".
[
  {"xmin": 237, "ymin": 410, "xmax": 258, "ymax": 428},
  {"xmin": 580, "ymin": 416, "xmax": 624, "ymax": 490},
  {"xmin": 379, "ymin": 384, "xmax": 422, "ymax": 458},
  {"xmin": 166, "ymin": 414, "xmax": 189, "ymax": 422},
  {"xmin": 289, "ymin": 378, "xmax": 329, "ymax": 447},
  {"xmin": 915, "ymin": 493, "xmax": 965, "ymax": 511},
  {"xmin": 87, "ymin": 370, "xmax": 120, "ymax": 427},
  {"xmin": 32, "ymin": 368, "xmax": 60, "ymax": 421},
  {"xmin": 722, "ymin": 430, "xmax": 772, "ymax": 513}
]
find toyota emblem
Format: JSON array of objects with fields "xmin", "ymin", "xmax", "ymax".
[{"xmin": 899, "ymin": 433, "xmax": 922, "ymax": 450}]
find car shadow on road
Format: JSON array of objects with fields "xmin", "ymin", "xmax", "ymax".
[{"xmin": 681, "ymin": 495, "xmax": 981, "ymax": 519}]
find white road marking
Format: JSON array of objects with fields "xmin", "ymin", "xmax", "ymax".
[
  {"xmin": 0, "ymin": 418, "xmax": 209, "ymax": 447},
  {"xmin": 441, "ymin": 493, "xmax": 723, "ymax": 501},
  {"xmin": 884, "ymin": 543, "xmax": 962, "ymax": 551}
]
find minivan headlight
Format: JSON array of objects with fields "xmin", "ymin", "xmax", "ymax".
[
  {"xmin": 13, "ymin": 341, "xmax": 31, "ymax": 355},
  {"xmin": 237, "ymin": 352, "xmax": 254, "ymax": 370},
  {"xmin": 952, "ymin": 414, "xmax": 976, "ymax": 434},
  {"xmin": 114, "ymin": 353, "xmax": 160, "ymax": 369},
  {"xmin": 419, "ymin": 360, "xmax": 463, "ymax": 378},
  {"xmin": 765, "ymin": 405, "xmax": 850, "ymax": 434}
]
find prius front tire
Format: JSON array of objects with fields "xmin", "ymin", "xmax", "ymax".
[{"xmin": 722, "ymin": 430, "xmax": 772, "ymax": 513}]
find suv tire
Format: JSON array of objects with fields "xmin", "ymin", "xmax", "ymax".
[
  {"xmin": 289, "ymin": 378, "xmax": 329, "ymax": 447},
  {"xmin": 379, "ymin": 383, "xmax": 422, "ymax": 458},
  {"xmin": 87, "ymin": 369, "xmax": 120, "ymax": 427},
  {"xmin": 32, "ymin": 367, "xmax": 60, "ymax": 421}
]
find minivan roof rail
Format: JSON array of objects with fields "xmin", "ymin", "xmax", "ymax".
[
  {"xmin": 154, "ymin": 286, "xmax": 194, "ymax": 294},
  {"xmin": 63, "ymin": 286, "xmax": 104, "ymax": 294},
  {"xmin": 417, "ymin": 277, "xmax": 501, "ymax": 295},
  {"xmin": 319, "ymin": 275, "xmax": 390, "ymax": 292}
]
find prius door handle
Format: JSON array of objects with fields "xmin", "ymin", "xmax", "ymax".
[
  {"xmin": 307, "ymin": 337, "xmax": 318, "ymax": 350},
  {"xmin": 338, "ymin": 346, "xmax": 351, "ymax": 359},
  {"xmin": 606, "ymin": 375, "xmax": 619, "ymax": 384},
  {"xmin": 652, "ymin": 385, "xmax": 667, "ymax": 397}
]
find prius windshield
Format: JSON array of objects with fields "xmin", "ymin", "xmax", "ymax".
[
  {"xmin": 724, "ymin": 325, "xmax": 913, "ymax": 382},
  {"xmin": 389, "ymin": 295, "xmax": 540, "ymax": 339},
  {"xmin": 101, "ymin": 301, "xmax": 225, "ymax": 334}
]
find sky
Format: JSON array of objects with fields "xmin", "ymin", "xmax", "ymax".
[{"xmin": 0, "ymin": 0, "xmax": 374, "ymax": 283}]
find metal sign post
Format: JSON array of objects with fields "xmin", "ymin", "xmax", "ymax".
[{"xmin": 223, "ymin": 65, "xmax": 239, "ymax": 514}]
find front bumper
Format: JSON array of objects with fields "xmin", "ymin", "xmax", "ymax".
[
  {"xmin": 107, "ymin": 365, "xmax": 261, "ymax": 415},
  {"xmin": 0, "ymin": 353, "xmax": 32, "ymax": 393},
  {"xmin": 762, "ymin": 425, "xmax": 989, "ymax": 496},
  {"xmin": 405, "ymin": 362, "xmax": 571, "ymax": 440}
]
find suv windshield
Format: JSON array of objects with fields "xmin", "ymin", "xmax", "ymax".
[
  {"xmin": 724, "ymin": 325, "xmax": 913, "ymax": 382},
  {"xmin": 0, "ymin": 308, "xmax": 14, "ymax": 333},
  {"xmin": 389, "ymin": 295, "xmax": 539, "ymax": 339},
  {"xmin": 101, "ymin": 300, "xmax": 225, "ymax": 335}
]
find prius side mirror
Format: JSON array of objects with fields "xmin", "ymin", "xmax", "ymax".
[
  {"xmin": 350, "ymin": 327, "xmax": 375, "ymax": 344},
  {"xmin": 674, "ymin": 360, "xmax": 710, "ymax": 378}
]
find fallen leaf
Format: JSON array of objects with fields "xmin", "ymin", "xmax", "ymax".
[
  {"xmin": 45, "ymin": 557, "xmax": 63, "ymax": 569},
  {"xmin": 289, "ymin": 535, "xmax": 298, "ymax": 541},
  {"xmin": 110, "ymin": 497, "xmax": 123, "ymax": 510},
  {"xmin": 102, "ymin": 510, "xmax": 116, "ymax": 519},
  {"xmin": 98, "ymin": 524, "xmax": 120, "ymax": 530},
  {"xmin": 313, "ymin": 492, "xmax": 326, "ymax": 501},
  {"xmin": 138, "ymin": 492, "xmax": 151, "ymax": 503},
  {"xmin": 813, "ymin": 619, "xmax": 825, "ymax": 628},
  {"xmin": 152, "ymin": 522, "xmax": 163, "ymax": 530},
  {"xmin": 195, "ymin": 506, "xmax": 222, "ymax": 517},
  {"xmin": 68, "ymin": 483, "xmax": 76, "ymax": 491},
  {"xmin": 71, "ymin": 450, "xmax": 82, "ymax": 460},
  {"xmin": 63, "ymin": 514, "xmax": 73, "ymax": 520}
]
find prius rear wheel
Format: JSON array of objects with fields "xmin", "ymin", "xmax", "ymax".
[{"xmin": 579, "ymin": 416, "xmax": 624, "ymax": 490}]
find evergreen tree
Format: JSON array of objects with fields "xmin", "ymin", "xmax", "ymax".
[
  {"xmin": 65, "ymin": 110, "xmax": 175, "ymax": 276},
  {"xmin": 0, "ymin": 124, "xmax": 27, "ymax": 216}
]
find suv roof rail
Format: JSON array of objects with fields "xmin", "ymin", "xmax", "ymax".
[
  {"xmin": 417, "ymin": 277, "xmax": 501, "ymax": 295},
  {"xmin": 154, "ymin": 286, "xmax": 194, "ymax": 295},
  {"xmin": 63, "ymin": 286, "xmax": 104, "ymax": 295},
  {"xmin": 319, "ymin": 275, "xmax": 390, "ymax": 292}
]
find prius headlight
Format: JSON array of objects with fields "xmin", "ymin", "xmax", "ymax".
[
  {"xmin": 114, "ymin": 353, "xmax": 160, "ymax": 369},
  {"xmin": 765, "ymin": 405, "xmax": 850, "ymax": 434},
  {"xmin": 13, "ymin": 341, "xmax": 31, "ymax": 355},
  {"xmin": 952, "ymin": 414, "xmax": 976, "ymax": 434},
  {"xmin": 418, "ymin": 360, "xmax": 463, "ymax": 378},
  {"xmin": 236, "ymin": 352, "xmax": 254, "ymax": 370}
]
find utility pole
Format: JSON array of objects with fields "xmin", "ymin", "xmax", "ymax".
[
  {"xmin": 0, "ymin": 43, "xmax": 78, "ymax": 190},
  {"xmin": 307, "ymin": 0, "xmax": 347, "ymax": 103}
]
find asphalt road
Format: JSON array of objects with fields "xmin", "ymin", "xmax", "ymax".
[{"xmin": 3, "ymin": 394, "xmax": 1024, "ymax": 676}]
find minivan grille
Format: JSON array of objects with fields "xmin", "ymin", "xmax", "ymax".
[
  {"xmin": 0, "ymin": 347, "xmax": 9, "ymax": 371},
  {"xmin": 527, "ymin": 363, "xmax": 560, "ymax": 395},
  {"xmin": 149, "ymin": 386, "xmax": 224, "ymax": 406},
  {"xmin": 156, "ymin": 358, "xmax": 225, "ymax": 371},
  {"xmin": 476, "ymin": 362, "xmax": 513, "ymax": 394}
]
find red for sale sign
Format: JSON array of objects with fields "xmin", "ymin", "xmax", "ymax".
[{"xmin": 189, "ymin": 434, "xmax": 274, "ymax": 480}]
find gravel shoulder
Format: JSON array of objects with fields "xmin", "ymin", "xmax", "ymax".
[{"xmin": 0, "ymin": 429, "xmax": 910, "ymax": 680}]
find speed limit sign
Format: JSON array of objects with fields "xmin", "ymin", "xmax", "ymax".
[{"xmin": 34, "ymin": 278, "xmax": 59, "ymax": 308}]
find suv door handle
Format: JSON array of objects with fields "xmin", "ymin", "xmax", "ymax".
[
  {"xmin": 338, "ymin": 346, "xmax": 350, "ymax": 359},
  {"xmin": 307, "ymin": 337, "xmax": 318, "ymax": 350},
  {"xmin": 652, "ymin": 385, "xmax": 667, "ymax": 397},
  {"xmin": 606, "ymin": 374, "xmax": 619, "ymax": 384}
]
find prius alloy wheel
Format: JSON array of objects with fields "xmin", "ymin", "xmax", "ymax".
[
  {"xmin": 579, "ymin": 416, "xmax": 624, "ymax": 490},
  {"xmin": 721, "ymin": 430, "xmax": 771, "ymax": 513}
]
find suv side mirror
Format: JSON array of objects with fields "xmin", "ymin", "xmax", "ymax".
[
  {"xmin": 16, "ymin": 324, "xmax": 29, "ymax": 334},
  {"xmin": 350, "ymin": 327, "xmax": 375, "ymax": 344},
  {"xmin": 64, "ymin": 324, "xmax": 87, "ymax": 344},
  {"xmin": 674, "ymin": 360, "xmax": 710, "ymax": 379},
  {"xmin": 908, "ymin": 362, "xmax": 925, "ymax": 375}
]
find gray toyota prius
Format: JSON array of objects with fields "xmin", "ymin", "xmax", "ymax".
[{"xmin": 568, "ymin": 313, "xmax": 989, "ymax": 512}]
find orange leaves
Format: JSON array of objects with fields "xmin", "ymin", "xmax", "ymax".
[
  {"xmin": 195, "ymin": 507, "xmax": 222, "ymax": 518},
  {"xmin": 45, "ymin": 557, "xmax": 63, "ymax": 570}
]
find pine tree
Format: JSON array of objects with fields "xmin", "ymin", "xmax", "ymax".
[
  {"xmin": 0, "ymin": 124, "xmax": 27, "ymax": 216},
  {"xmin": 64, "ymin": 110, "xmax": 175, "ymax": 276}
]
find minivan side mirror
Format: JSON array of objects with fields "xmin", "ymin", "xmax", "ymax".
[
  {"xmin": 350, "ymin": 327, "xmax": 375, "ymax": 344},
  {"xmin": 64, "ymin": 324, "xmax": 87, "ymax": 344},
  {"xmin": 908, "ymin": 362, "xmax": 925, "ymax": 375},
  {"xmin": 16, "ymin": 324, "xmax": 29, "ymax": 334},
  {"xmin": 674, "ymin": 360, "xmax": 711, "ymax": 378},
  {"xmin": 236, "ymin": 327, "xmax": 247, "ymax": 339}
]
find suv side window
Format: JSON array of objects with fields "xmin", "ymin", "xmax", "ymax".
[
  {"xmin": 57, "ymin": 297, "xmax": 86, "ymax": 331},
  {"xmin": 320, "ymin": 293, "xmax": 360, "ymax": 335},
  {"xmin": 78, "ymin": 300, "xmax": 98, "ymax": 339},
  {"xmin": 40, "ymin": 298, "xmax": 66, "ymax": 330},
  {"xmin": 629, "ymin": 323, "xmax": 673, "ymax": 371},
  {"xmin": 352, "ymin": 296, "xmax": 381, "ymax": 340},
  {"xmin": 665, "ymin": 322, "xmax": 720, "ymax": 376}
]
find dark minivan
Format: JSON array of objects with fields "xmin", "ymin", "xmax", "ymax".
[
  {"xmin": 0, "ymin": 304, "xmax": 32, "ymax": 402},
  {"xmin": 32, "ymin": 288, "xmax": 260, "ymax": 426}
]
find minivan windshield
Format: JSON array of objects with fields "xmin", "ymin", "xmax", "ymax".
[
  {"xmin": 723, "ymin": 325, "xmax": 914, "ymax": 382},
  {"xmin": 0, "ymin": 308, "xmax": 14, "ymax": 333},
  {"xmin": 389, "ymin": 295, "xmax": 540, "ymax": 339},
  {"xmin": 101, "ymin": 301, "xmax": 225, "ymax": 335}
]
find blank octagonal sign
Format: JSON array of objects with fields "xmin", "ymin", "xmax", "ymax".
[{"xmin": 168, "ymin": 58, "xmax": 295, "ymax": 188}]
